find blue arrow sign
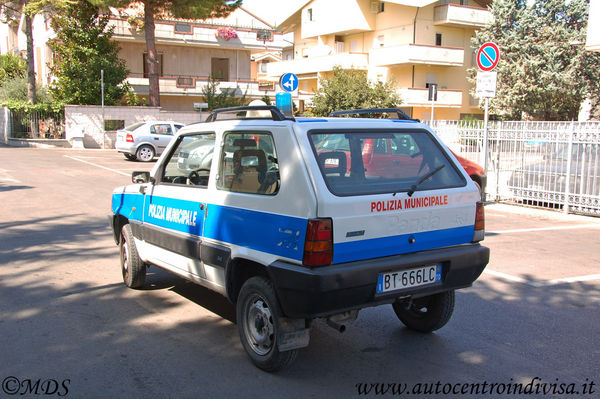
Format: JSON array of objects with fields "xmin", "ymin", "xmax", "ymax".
[{"xmin": 279, "ymin": 73, "xmax": 298, "ymax": 92}]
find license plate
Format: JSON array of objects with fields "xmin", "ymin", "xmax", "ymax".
[{"xmin": 376, "ymin": 264, "xmax": 442, "ymax": 294}]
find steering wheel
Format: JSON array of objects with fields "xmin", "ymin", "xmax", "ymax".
[{"xmin": 187, "ymin": 168, "xmax": 211, "ymax": 185}]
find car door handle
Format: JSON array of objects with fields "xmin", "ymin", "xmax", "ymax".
[{"xmin": 154, "ymin": 137, "xmax": 159, "ymax": 140}]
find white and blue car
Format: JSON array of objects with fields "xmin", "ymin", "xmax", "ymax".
[{"xmin": 110, "ymin": 106, "xmax": 490, "ymax": 371}]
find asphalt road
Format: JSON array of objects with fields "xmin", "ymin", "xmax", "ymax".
[{"xmin": 1, "ymin": 145, "xmax": 598, "ymax": 398}]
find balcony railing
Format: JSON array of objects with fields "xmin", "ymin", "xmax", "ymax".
[
  {"xmin": 398, "ymin": 88, "xmax": 463, "ymax": 108},
  {"xmin": 433, "ymin": 4, "xmax": 493, "ymax": 28},
  {"xmin": 125, "ymin": 74, "xmax": 262, "ymax": 96},
  {"xmin": 108, "ymin": 18, "xmax": 287, "ymax": 49},
  {"xmin": 266, "ymin": 52, "xmax": 369, "ymax": 76},
  {"xmin": 370, "ymin": 44, "xmax": 464, "ymax": 67}
]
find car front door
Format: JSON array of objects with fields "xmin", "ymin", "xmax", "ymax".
[{"xmin": 140, "ymin": 132, "xmax": 216, "ymax": 281}]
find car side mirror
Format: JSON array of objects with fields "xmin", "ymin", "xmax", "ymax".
[{"xmin": 132, "ymin": 171, "xmax": 153, "ymax": 184}]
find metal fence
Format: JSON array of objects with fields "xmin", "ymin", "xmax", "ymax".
[
  {"xmin": 8, "ymin": 109, "xmax": 65, "ymax": 139},
  {"xmin": 427, "ymin": 120, "xmax": 600, "ymax": 216}
]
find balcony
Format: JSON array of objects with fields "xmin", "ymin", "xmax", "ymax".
[
  {"xmin": 370, "ymin": 44, "xmax": 464, "ymax": 67},
  {"xmin": 398, "ymin": 88, "xmax": 463, "ymax": 108},
  {"xmin": 108, "ymin": 18, "xmax": 287, "ymax": 50},
  {"xmin": 126, "ymin": 74, "xmax": 261, "ymax": 97},
  {"xmin": 434, "ymin": 4, "xmax": 493, "ymax": 28},
  {"xmin": 266, "ymin": 52, "xmax": 369, "ymax": 76}
]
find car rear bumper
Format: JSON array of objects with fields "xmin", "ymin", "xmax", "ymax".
[
  {"xmin": 115, "ymin": 142, "xmax": 136, "ymax": 154},
  {"xmin": 267, "ymin": 243, "xmax": 489, "ymax": 319}
]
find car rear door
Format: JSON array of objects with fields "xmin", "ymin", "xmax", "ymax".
[
  {"xmin": 150, "ymin": 123, "xmax": 175, "ymax": 155},
  {"xmin": 308, "ymin": 127, "xmax": 478, "ymax": 265}
]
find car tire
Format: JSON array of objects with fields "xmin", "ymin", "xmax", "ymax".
[
  {"xmin": 120, "ymin": 224, "xmax": 146, "ymax": 289},
  {"xmin": 392, "ymin": 290, "xmax": 455, "ymax": 333},
  {"xmin": 124, "ymin": 153, "xmax": 136, "ymax": 161},
  {"xmin": 237, "ymin": 276, "xmax": 298, "ymax": 371},
  {"xmin": 136, "ymin": 145, "xmax": 155, "ymax": 162}
]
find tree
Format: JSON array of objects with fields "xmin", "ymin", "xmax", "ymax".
[
  {"xmin": 47, "ymin": 1, "xmax": 129, "ymax": 105},
  {"xmin": 91, "ymin": 0, "xmax": 242, "ymax": 107},
  {"xmin": 308, "ymin": 67, "xmax": 402, "ymax": 117},
  {"xmin": 201, "ymin": 76, "xmax": 247, "ymax": 110},
  {"xmin": 472, "ymin": 0, "xmax": 600, "ymax": 120},
  {"xmin": 0, "ymin": 1, "xmax": 36, "ymax": 103},
  {"xmin": 0, "ymin": 53, "xmax": 26, "ymax": 84}
]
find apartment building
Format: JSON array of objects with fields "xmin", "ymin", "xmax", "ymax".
[
  {"xmin": 269, "ymin": 0, "xmax": 493, "ymax": 120},
  {"xmin": 0, "ymin": 6, "xmax": 287, "ymax": 111}
]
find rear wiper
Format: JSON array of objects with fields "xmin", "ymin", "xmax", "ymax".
[{"xmin": 407, "ymin": 165, "xmax": 445, "ymax": 197}]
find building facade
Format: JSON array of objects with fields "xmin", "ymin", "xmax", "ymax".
[
  {"xmin": 270, "ymin": 0, "xmax": 493, "ymax": 120},
  {"xmin": 0, "ymin": 6, "xmax": 287, "ymax": 111}
]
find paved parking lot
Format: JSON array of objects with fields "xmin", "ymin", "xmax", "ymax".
[{"xmin": 1, "ymin": 145, "xmax": 598, "ymax": 398}]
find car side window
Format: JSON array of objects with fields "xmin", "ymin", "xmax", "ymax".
[
  {"xmin": 174, "ymin": 124, "xmax": 184, "ymax": 132},
  {"xmin": 151, "ymin": 124, "xmax": 173, "ymax": 135},
  {"xmin": 160, "ymin": 133, "xmax": 216, "ymax": 186},
  {"xmin": 217, "ymin": 131, "xmax": 279, "ymax": 195}
]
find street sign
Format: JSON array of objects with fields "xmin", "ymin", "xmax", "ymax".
[
  {"xmin": 279, "ymin": 73, "xmax": 298, "ymax": 92},
  {"xmin": 428, "ymin": 83, "xmax": 438, "ymax": 101},
  {"xmin": 476, "ymin": 71, "xmax": 497, "ymax": 98},
  {"xmin": 477, "ymin": 42, "xmax": 500, "ymax": 72}
]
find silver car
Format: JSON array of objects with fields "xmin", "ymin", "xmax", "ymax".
[{"xmin": 115, "ymin": 121, "xmax": 185, "ymax": 162}]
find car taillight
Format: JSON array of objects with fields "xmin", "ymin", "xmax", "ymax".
[
  {"xmin": 472, "ymin": 202, "xmax": 485, "ymax": 242},
  {"xmin": 126, "ymin": 133, "xmax": 134, "ymax": 143},
  {"xmin": 303, "ymin": 218, "xmax": 333, "ymax": 267}
]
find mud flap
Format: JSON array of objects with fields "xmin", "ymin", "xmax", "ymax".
[{"xmin": 277, "ymin": 317, "xmax": 310, "ymax": 351}]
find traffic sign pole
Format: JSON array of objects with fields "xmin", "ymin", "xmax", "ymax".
[
  {"xmin": 476, "ymin": 42, "xmax": 499, "ymax": 203},
  {"xmin": 483, "ymin": 97, "xmax": 489, "ymax": 202}
]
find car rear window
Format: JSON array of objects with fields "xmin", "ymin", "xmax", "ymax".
[
  {"xmin": 309, "ymin": 129, "xmax": 466, "ymax": 196},
  {"xmin": 124, "ymin": 122, "xmax": 145, "ymax": 131}
]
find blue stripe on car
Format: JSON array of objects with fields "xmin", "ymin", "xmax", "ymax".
[
  {"xmin": 113, "ymin": 193, "xmax": 474, "ymax": 265},
  {"xmin": 332, "ymin": 226, "xmax": 475, "ymax": 264}
]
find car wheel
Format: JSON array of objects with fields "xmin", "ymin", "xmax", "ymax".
[
  {"xmin": 392, "ymin": 290, "xmax": 454, "ymax": 333},
  {"xmin": 120, "ymin": 224, "xmax": 146, "ymax": 289},
  {"xmin": 136, "ymin": 145, "xmax": 155, "ymax": 162},
  {"xmin": 237, "ymin": 276, "xmax": 298, "ymax": 371},
  {"xmin": 124, "ymin": 153, "xmax": 136, "ymax": 161}
]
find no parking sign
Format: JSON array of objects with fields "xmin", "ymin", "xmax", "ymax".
[{"xmin": 477, "ymin": 42, "xmax": 500, "ymax": 72}]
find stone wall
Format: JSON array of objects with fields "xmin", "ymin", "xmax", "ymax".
[{"xmin": 64, "ymin": 105, "xmax": 204, "ymax": 148}]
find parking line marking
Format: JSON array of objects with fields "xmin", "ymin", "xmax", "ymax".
[
  {"xmin": 64, "ymin": 155, "xmax": 130, "ymax": 177},
  {"xmin": 529, "ymin": 274, "xmax": 600, "ymax": 287},
  {"xmin": 484, "ymin": 270, "xmax": 600, "ymax": 287},
  {"xmin": 487, "ymin": 224, "xmax": 600, "ymax": 235},
  {"xmin": 484, "ymin": 269, "xmax": 529, "ymax": 284}
]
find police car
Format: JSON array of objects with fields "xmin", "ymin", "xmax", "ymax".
[{"xmin": 109, "ymin": 105, "xmax": 489, "ymax": 371}]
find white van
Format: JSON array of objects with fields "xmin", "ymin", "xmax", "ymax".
[{"xmin": 109, "ymin": 106, "xmax": 489, "ymax": 371}]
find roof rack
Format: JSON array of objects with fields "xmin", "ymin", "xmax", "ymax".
[
  {"xmin": 205, "ymin": 105, "xmax": 295, "ymax": 122},
  {"xmin": 328, "ymin": 108, "xmax": 420, "ymax": 122}
]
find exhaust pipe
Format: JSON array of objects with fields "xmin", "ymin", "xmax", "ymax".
[{"xmin": 326, "ymin": 318, "xmax": 346, "ymax": 333}]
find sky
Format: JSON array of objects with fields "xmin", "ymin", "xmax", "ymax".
[{"xmin": 241, "ymin": 0, "xmax": 306, "ymax": 27}]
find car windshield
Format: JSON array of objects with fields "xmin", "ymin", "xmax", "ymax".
[
  {"xmin": 309, "ymin": 129, "xmax": 465, "ymax": 196},
  {"xmin": 124, "ymin": 122, "xmax": 145, "ymax": 131}
]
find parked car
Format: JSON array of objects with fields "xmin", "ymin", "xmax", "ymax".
[
  {"xmin": 115, "ymin": 121, "xmax": 185, "ymax": 162},
  {"xmin": 110, "ymin": 105, "xmax": 489, "ymax": 371},
  {"xmin": 509, "ymin": 143, "xmax": 600, "ymax": 200},
  {"xmin": 328, "ymin": 109, "xmax": 486, "ymax": 196}
]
